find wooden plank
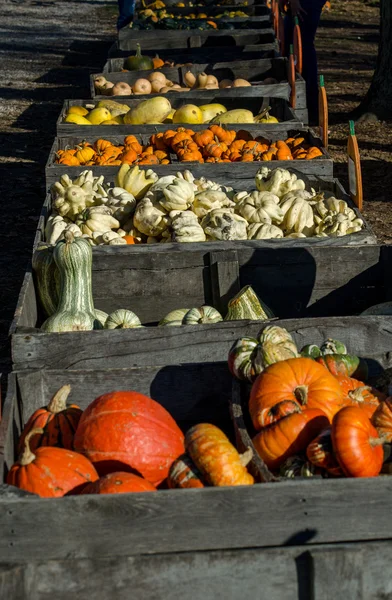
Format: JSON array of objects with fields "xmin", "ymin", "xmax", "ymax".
[
  {"xmin": 209, "ymin": 250, "xmax": 241, "ymax": 316},
  {"xmin": 0, "ymin": 564, "xmax": 25, "ymax": 598},
  {"xmin": 310, "ymin": 546, "xmax": 364, "ymax": 600}
]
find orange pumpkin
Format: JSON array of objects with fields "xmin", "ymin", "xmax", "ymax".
[
  {"xmin": 149, "ymin": 132, "xmax": 168, "ymax": 150},
  {"xmin": 336, "ymin": 375, "xmax": 383, "ymax": 418},
  {"xmin": 171, "ymin": 131, "xmax": 194, "ymax": 149},
  {"xmin": 249, "ymin": 357, "xmax": 345, "ymax": 429},
  {"xmin": 252, "ymin": 409, "xmax": 329, "ymax": 470},
  {"xmin": 75, "ymin": 146, "xmax": 96, "ymax": 164},
  {"xmin": 193, "ymin": 129, "xmax": 214, "ymax": 148},
  {"xmin": 138, "ymin": 154, "xmax": 160, "ymax": 165},
  {"xmin": 306, "ymin": 427, "xmax": 343, "ymax": 476},
  {"xmin": 58, "ymin": 155, "xmax": 80, "ymax": 166},
  {"xmin": 124, "ymin": 135, "xmax": 143, "ymax": 155},
  {"xmin": 209, "ymin": 125, "xmax": 235, "ymax": 145},
  {"xmin": 7, "ymin": 428, "xmax": 98, "ymax": 497},
  {"xmin": 152, "ymin": 55, "xmax": 165, "ymax": 69},
  {"xmin": 79, "ymin": 472, "xmax": 157, "ymax": 495},
  {"xmin": 17, "ymin": 385, "xmax": 82, "ymax": 453},
  {"xmin": 203, "ymin": 141, "xmax": 228, "ymax": 158},
  {"xmin": 94, "ymin": 139, "xmax": 114, "ymax": 154},
  {"xmin": 162, "ymin": 129, "xmax": 177, "ymax": 146},
  {"xmin": 372, "ymin": 398, "xmax": 392, "ymax": 442},
  {"xmin": 123, "ymin": 235, "xmax": 139, "ymax": 244},
  {"xmin": 332, "ymin": 406, "xmax": 384, "ymax": 477},
  {"xmin": 121, "ymin": 148, "xmax": 138, "ymax": 164}
]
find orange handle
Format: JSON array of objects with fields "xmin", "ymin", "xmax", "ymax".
[
  {"xmin": 318, "ymin": 75, "xmax": 329, "ymax": 150},
  {"xmin": 288, "ymin": 48, "xmax": 296, "ymax": 109},
  {"xmin": 278, "ymin": 10, "xmax": 285, "ymax": 55},
  {"xmin": 293, "ymin": 17, "xmax": 303, "ymax": 75}
]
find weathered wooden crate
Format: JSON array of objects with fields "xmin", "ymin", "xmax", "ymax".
[
  {"xmin": 4, "ymin": 318, "xmax": 392, "ymax": 599},
  {"xmin": 135, "ymin": 0, "xmax": 270, "ymax": 16},
  {"xmin": 108, "ymin": 39, "xmax": 278, "ymax": 59},
  {"xmin": 46, "ymin": 129, "xmax": 332, "ymax": 186},
  {"xmin": 11, "ymin": 223, "xmax": 383, "ymax": 371},
  {"xmin": 57, "ymin": 96, "xmax": 301, "ymax": 137},
  {"xmin": 92, "ymin": 57, "xmax": 306, "ymax": 115}
]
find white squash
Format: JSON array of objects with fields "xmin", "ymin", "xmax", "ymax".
[
  {"xmin": 255, "ymin": 167, "xmax": 306, "ymax": 198},
  {"xmin": 247, "ymin": 223, "xmax": 284, "ymax": 240},
  {"xmin": 133, "ymin": 197, "xmax": 170, "ymax": 236},
  {"xmin": 171, "ymin": 211, "xmax": 206, "ymax": 243},
  {"xmin": 236, "ymin": 191, "xmax": 283, "ymax": 224},
  {"xmin": 76, "ymin": 206, "xmax": 120, "ymax": 237},
  {"xmin": 182, "ymin": 306, "xmax": 223, "ymax": 325},
  {"xmin": 280, "ymin": 196, "xmax": 314, "ymax": 234},
  {"xmin": 159, "ymin": 179, "xmax": 195, "ymax": 212},
  {"xmin": 105, "ymin": 309, "xmax": 142, "ymax": 329},
  {"xmin": 201, "ymin": 209, "xmax": 248, "ymax": 241},
  {"xmin": 192, "ymin": 190, "xmax": 233, "ymax": 218}
]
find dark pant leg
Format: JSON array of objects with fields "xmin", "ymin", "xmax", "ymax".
[
  {"xmin": 284, "ymin": 0, "xmax": 326, "ymax": 124},
  {"xmin": 117, "ymin": 0, "xmax": 135, "ymax": 30}
]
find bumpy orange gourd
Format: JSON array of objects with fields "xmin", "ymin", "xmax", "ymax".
[
  {"xmin": 73, "ymin": 391, "xmax": 185, "ymax": 486},
  {"xmin": 252, "ymin": 409, "xmax": 329, "ymax": 470},
  {"xmin": 332, "ymin": 406, "xmax": 384, "ymax": 477},
  {"xmin": 80, "ymin": 472, "xmax": 157, "ymax": 495},
  {"xmin": 168, "ymin": 454, "xmax": 205, "ymax": 489},
  {"xmin": 7, "ymin": 428, "xmax": 98, "ymax": 497},
  {"xmin": 249, "ymin": 357, "xmax": 345, "ymax": 429},
  {"xmin": 336, "ymin": 375, "xmax": 383, "ymax": 418},
  {"xmin": 17, "ymin": 385, "xmax": 82, "ymax": 453},
  {"xmin": 306, "ymin": 427, "xmax": 343, "ymax": 476},
  {"xmin": 372, "ymin": 398, "xmax": 392, "ymax": 442},
  {"xmin": 185, "ymin": 423, "xmax": 254, "ymax": 486}
]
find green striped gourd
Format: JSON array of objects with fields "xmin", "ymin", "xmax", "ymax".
[
  {"xmin": 182, "ymin": 306, "xmax": 223, "ymax": 325},
  {"xmin": 225, "ymin": 286, "xmax": 274, "ymax": 321},
  {"xmin": 280, "ymin": 455, "xmax": 317, "ymax": 478},
  {"xmin": 105, "ymin": 309, "xmax": 142, "ymax": 329},
  {"xmin": 258, "ymin": 325, "xmax": 299, "ymax": 367},
  {"xmin": 41, "ymin": 231, "xmax": 102, "ymax": 332},
  {"xmin": 32, "ymin": 245, "xmax": 60, "ymax": 318},
  {"xmin": 228, "ymin": 337, "xmax": 260, "ymax": 382},
  {"xmin": 158, "ymin": 308, "xmax": 190, "ymax": 327},
  {"xmin": 94, "ymin": 309, "xmax": 109, "ymax": 327}
]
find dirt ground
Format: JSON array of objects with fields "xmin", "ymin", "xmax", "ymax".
[{"xmin": 0, "ymin": 0, "xmax": 388, "ymax": 375}]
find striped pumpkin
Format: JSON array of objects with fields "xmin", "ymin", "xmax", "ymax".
[{"xmin": 17, "ymin": 385, "xmax": 83, "ymax": 453}]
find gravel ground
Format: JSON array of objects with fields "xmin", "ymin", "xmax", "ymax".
[{"xmin": 0, "ymin": 0, "xmax": 386, "ymax": 377}]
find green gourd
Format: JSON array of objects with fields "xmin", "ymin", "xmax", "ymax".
[
  {"xmin": 158, "ymin": 308, "xmax": 190, "ymax": 327},
  {"xmin": 182, "ymin": 306, "xmax": 223, "ymax": 325},
  {"xmin": 124, "ymin": 44, "xmax": 154, "ymax": 71},
  {"xmin": 32, "ymin": 245, "xmax": 60, "ymax": 318},
  {"xmin": 104, "ymin": 309, "xmax": 142, "ymax": 329},
  {"xmin": 41, "ymin": 231, "xmax": 102, "ymax": 332},
  {"xmin": 225, "ymin": 286, "xmax": 274, "ymax": 322}
]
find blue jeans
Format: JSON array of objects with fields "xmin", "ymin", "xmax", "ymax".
[
  {"xmin": 117, "ymin": 0, "xmax": 135, "ymax": 30},
  {"xmin": 284, "ymin": 0, "xmax": 326, "ymax": 124}
]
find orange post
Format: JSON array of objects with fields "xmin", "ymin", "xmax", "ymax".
[
  {"xmin": 318, "ymin": 75, "xmax": 329, "ymax": 150},
  {"xmin": 347, "ymin": 121, "xmax": 363, "ymax": 211},
  {"xmin": 273, "ymin": 2, "xmax": 279, "ymax": 37},
  {"xmin": 288, "ymin": 45, "xmax": 296, "ymax": 109},
  {"xmin": 278, "ymin": 10, "xmax": 285, "ymax": 55},
  {"xmin": 293, "ymin": 16, "xmax": 303, "ymax": 75}
]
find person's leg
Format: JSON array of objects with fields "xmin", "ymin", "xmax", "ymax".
[{"xmin": 117, "ymin": 0, "xmax": 135, "ymax": 30}]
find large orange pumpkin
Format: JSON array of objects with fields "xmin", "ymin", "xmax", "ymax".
[
  {"xmin": 17, "ymin": 385, "xmax": 82, "ymax": 453},
  {"xmin": 7, "ymin": 428, "xmax": 98, "ymax": 497},
  {"xmin": 332, "ymin": 406, "xmax": 384, "ymax": 477},
  {"xmin": 79, "ymin": 472, "xmax": 157, "ymax": 495},
  {"xmin": 252, "ymin": 408, "xmax": 329, "ymax": 470},
  {"xmin": 73, "ymin": 391, "xmax": 185, "ymax": 486},
  {"xmin": 249, "ymin": 357, "xmax": 345, "ymax": 429}
]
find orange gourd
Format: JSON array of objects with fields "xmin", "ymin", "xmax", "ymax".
[
  {"xmin": 152, "ymin": 55, "xmax": 165, "ymax": 69},
  {"xmin": 75, "ymin": 146, "xmax": 96, "ymax": 164},
  {"xmin": 168, "ymin": 454, "xmax": 205, "ymax": 489},
  {"xmin": 121, "ymin": 149, "xmax": 138, "ymax": 164},
  {"xmin": 7, "ymin": 428, "xmax": 98, "ymax": 497},
  {"xmin": 332, "ymin": 406, "xmax": 384, "ymax": 477},
  {"xmin": 185, "ymin": 423, "xmax": 254, "ymax": 486},
  {"xmin": 253, "ymin": 409, "xmax": 329, "ymax": 471},
  {"xmin": 94, "ymin": 139, "xmax": 114, "ymax": 154},
  {"xmin": 204, "ymin": 141, "xmax": 228, "ymax": 158},
  {"xmin": 149, "ymin": 132, "xmax": 168, "ymax": 150},
  {"xmin": 124, "ymin": 135, "xmax": 143, "ymax": 155},
  {"xmin": 336, "ymin": 375, "xmax": 383, "ymax": 418},
  {"xmin": 249, "ymin": 357, "xmax": 345, "ymax": 429},
  {"xmin": 372, "ymin": 398, "xmax": 392, "ymax": 442},
  {"xmin": 193, "ymin": 129, "xmax": 214, "ymax": 148},
  {"xmin": 306, "ymin": 427, "xmax": 343, "ymax": 476},
  {"xmin": 80, "ymin": 472, "xmax": 157, "ymax": 495},
  {"xmin": 17, "ymin": 385, "xmax": 82, "ymax": 453},
  {"xmin": 208, "ymin": 125, "xmax": 235, "ymax": 145}
]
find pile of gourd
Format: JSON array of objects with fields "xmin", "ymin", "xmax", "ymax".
[
  {"xmin": 7, "ymin": 385, "xmax": 254, "ymax": 498},
  {"xmin": 46, "ymin": 166, "xmax": 364, "ymax": 247},
  {"xmin": 229, "ymin": 326, "xmax": 392, "ymax": 479}
]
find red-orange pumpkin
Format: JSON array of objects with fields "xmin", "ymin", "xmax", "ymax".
[
  {"xmin": 252, "ymin": 409, "xmax": 329, "ymax": 470},
  {"xmin": 7, "ymin": 428, "xmax": 98, "ymax": 497},
  {"xmin": 249, "ymin": 357, "xmax": 345, "ymax": 430},
  {"xmin": 79, "ymin": 472, "xmax": 157, "ymax": 495},
  {"xmin": 167, "ymin": 454, "xmax": 205, "ymax": 489},
  {"xmin": 306, "ymin": 427, "xmax": 343, "ymax": 476},
  {"xmin": 372, "ymin": 398, "xmax": 392, "ymax": 442},
  {"xmin": 17, "ymin": 385, "xmax": 82, "ymax": 453},
  {"xmin": 332, "ymin": 406, "xmax": 384, "ymax": 478},
  {"xmin": 73, "ymin": 391, "xmax": 185, "ymax": 486},
  {"xmin": 336, "ymin": 375, "xmax": 384, "ymax": 419}
]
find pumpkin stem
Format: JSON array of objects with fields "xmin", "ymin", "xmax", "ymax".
[
  {"xmin": 47, "ymin": 384, "xmax": 72, "ymax": 414},
  {"xmin": 18, "ymin": 428, "xmax": 44, "ymax": 466},
  {"xmin": 135, "ymin": 43, "xmax": 142, "ymax": 58},
  {"xmin": 348, "ymin": 386, "xmax": 372, "ymax": 404},
  {"xmin": 239, "ymin": 447, "xmax": 253, "ymax": 467},
  {"xmin": 294, "ymin": 385, "xmax": 308, "ymax": 405},
  {"xmin": 370, "ymin": 436, "xmax": 385, "ymax": 448}
]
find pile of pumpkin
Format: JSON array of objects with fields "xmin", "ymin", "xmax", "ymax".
[
  {"xmin": 229, "ymin": 326, "xmax": 391, "ymax": 479},
  {"xmin": 7, "ymin": 385, "xmax": 253, "ymax": 498},
  {"xmin": 46, "ymin": 166, "xmax": 364, "ymax": 248},
  {"xmin": 55, "ymin": 129, "xmax": 320, "ymax": 167}
]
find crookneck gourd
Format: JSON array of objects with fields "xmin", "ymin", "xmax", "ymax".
[
  {"xmin": 41, "ymin": 231, "xmax": 102, "ymax": 332},
  {"xmin": 32, "ymin": 245, "xmax": 60, "ymax": 318},
  {"xmin": 225, "ymin": 285, "xmax": 274, "ymax": 321}
]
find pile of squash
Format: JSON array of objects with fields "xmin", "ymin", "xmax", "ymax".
[
  {"xmin": 46, "ymin": 166, "xmax": 364, "ymax": 248},
  {"xmin": 229, "ymin": 326, "xmax": 390, "ymax": 479},
  {"xmin": 7, "ymin": 386, "xmax": 254, "ymax": 497},
  {"xmin": 55, "ymin": 129, "xmax": 321, "ymax": 167}
]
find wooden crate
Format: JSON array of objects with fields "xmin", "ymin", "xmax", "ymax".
[
  {"xmin": 107, "ymin": 40, "xmax": 278, "ymax": 59},
  {"xmin": 4, "ymin": 318, "xmax": 392, "ymax": 599},
  {"xmin": 46, "ymin": 129, "xmax": 332, "ymax": 186},
  {"xmin": 135, "ymin": 0, "xmax": 271, "ymax": 16},
  {"xmin": 11, "ymin": 228, "xmax": 383, "ymax": 371},
  {"xmin": 57, "ymin": 96, "xmax": 301, "ymax": 137},
  {"xmin": 117, "ymin": 28, "xmax": 276, "ymax": 52},
  {"xmin": 92, "ymin": 57, "xmax": 306, "ymax": 114}
]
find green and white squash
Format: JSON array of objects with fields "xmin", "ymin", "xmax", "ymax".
[
  {"xmin": 41, "ymin": 231, "xmax": 102, "ymax": 332},
  {"xmin": 225, "ymin": 286, "xmax": 274, "ymax": 321},
  {"xmin": 32, "ymin": 245, "xmax": 60, "ymax": 318},
  {"xmin": 301, "ymin": 344, "xmax": 321, "ymax": 359},
  {"xmin": 258, "ymin": 325, "xmax": 299, "ymax": 367},
  {"xmin": 182, "ymin": 306, "xmax": 223, "ymax": 325},
  {"xmin": 158, "ymin": 308, "xmax": 190, "ymax": 327},
  {"xmin": 280, "ymin": 455, "xmax": 318, "ymax": 478},
  {"xmin": 104, "ymin": 309, "xmax": 142, "ymax": 329},
  {"xmin": 95, "ymin": 309, "xmax": 109, "ymax": 327},
  {"xmin": 228, "ymin": 337, "xmax": 260, "ymax": 382},
  {"xmin": 320, "ymin": 338, "xmax": 347, "ymax": 355}
]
